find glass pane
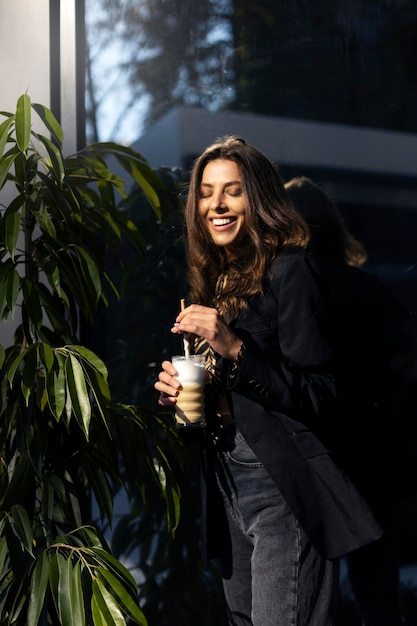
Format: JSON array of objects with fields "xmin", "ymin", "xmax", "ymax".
[{"xmin": 85, "ymin": 2, "xmax": 417, "ymax": 622}]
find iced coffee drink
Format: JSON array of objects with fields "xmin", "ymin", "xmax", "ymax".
[{"xmin": 172, "ymin": 355, "xmax": 206, "ymax": 428}]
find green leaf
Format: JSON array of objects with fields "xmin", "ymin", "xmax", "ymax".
[
  {"xmin": 0, "ymin": 152, "xmax": 18, "ymax": 189},
  {"xmin": 1, "ymin": 451, "xmax": 34, "ymax": 510},
  {"xmin": 22, "ymin": 279, "xmax": 43, "ymax": 329},
  {"xmin": 27, "ymin": 551, "xmax": 50, "ymax": 626},
  {"xmin": 5, "ymin": 212, "xmax": 21, "ymax": 261},
  {"xmin": 70, "ymin": 560, "xmax": 86, "ymax": 626},
  {"xmin": 21, "ymin": 341, "xmax": 39, "ymax": 406},
  {"xmin": 35, "ymin": 133, "xmax": 65, "ymax": 183},
  {"xmin": 32, "ymin": 102, "xmax": 64, "ymax": 147},
  {"xmin": 33, "ymin": 204, "xmax": 57, "ymax": 239},
  {"xmin": 41, "ymin": 481, "xmax": 54, "ymax": 523},
  {"xmin": 0, "ymin": 258, "xmax": 14, "ymax": 283},
  {"xmin": 91, "ymin": 142, "xmax": 148, "ymax": 163},
  {"xmin": 7, "ymin": 343, "xmax": 37, "ymax": 386},
  {"xmin": 49, "ymin": 552, "xmax": 60, "ymax": 613},
  {"xmin": 91, "ymin": 578, "xmax": 125, "ymax": 626},
  {"xmin": 47, "ymin": 473, "xmax": 66, "ymax": 498},
  {"xmin": 63, "ymin": 246, "xmax": 100, "ymax": 318},
  {"xmin": 39, "ymin": 342, "xmax": 54, "ymax": 373},
  {"xmin": 43, "ymin": 257, "xmax": 62, "ymax": 296},
  {"xmin": 7, "ymin": 583, "xmax": 27, "ymax": 624},
  {"xmin": 101, "ymin": 210, "xmax": 146, "ymax": 255},
  {"xmin": 10, "ymin": 504, "xmax": 34, "ymax": 554},
  {"xmin": 0, "ymin": 116, "xmax": 14, "ymax": 159},
  {"xmin": 164, "ymin": 473, "xmax": 182, "ymax": 536},
  {"xmin": 74, "ymin": 246, "xmax": 102, "ymax": 303},
  {"xmin": 66, "ymin": 353, "xmax": 91, "ymax": 437},
  {"xmin": 6, "ymin": 267, "xmax": 20, "ymax": 316},
  {"xmin": 0, "ymin": 293, "xmax": 8, "ymax": 320},
  {"xmin": 0, "ymin": 264, "xmax": 12, "ymax": 318},
  {"xmin": 5, "ymin": 191, "xmax": 25, "ymax": 216},
  {"xmin": 91, "ymin": 593, "xmax": 107, "ymax": 626},
  {"xmin": 82, "ymin": 460, "xmax": 113, "ymax": 523},
  {"xmin": 36, "ymin": 282, "xmax": 72, "ymax": 337},
  {"xmin": 83, "ymin": 365, "xmax": 111, "ymax": 425},
  {"xmin": 0, "ymin": 532, "xmax": 9, "ymax": 576},
  {"xmin": 78, "ymin": 526, "xmax": 106, "ymax": 550},
  {"xmin": 15, "ymin": 94, "xmax": 31, "ymax": 152},
  {"xmin": 97, "ymin": 569, "xmax": 147, "ymax": 625},
  {"xmin": 88, "ymin": 548, "xmax": 137, "ymax": 591},
  {"xmin": 5, "ymin": 516, "xmax": 27, "ymax": 580},
  {"xmin": 70, "ymin": 345, "xmax": 108, "ymax": 380},
  {"xmin": 0, "ymin": 345, "xmax": 5, "ymax": 368},
  {"xmin": 7, "ymin": 349, "xmax": 25, "ymax": 385},
  {"xmin": 57, "ymin": 552, "xmax": 74, "ymax": 626},
  {"xmin": 65, "ymin": 380, "xmax": 73, "ymax": 424},
  {"xmin": 128, "ymin": 160, "xmax": 161, "ymax": 218},
  {"xmin": 46, "ymin": 352, "xmax": 66, "ymax": 420}
]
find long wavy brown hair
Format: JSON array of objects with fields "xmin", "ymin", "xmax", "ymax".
[
  {"xmin": 185, "ymin": 136, "xmax": 309, "ymax": 321},
  {"xmin": 285, "ymin": 176, "xmax": 368, "ymax": 268}
]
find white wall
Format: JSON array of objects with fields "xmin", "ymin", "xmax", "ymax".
[
  {"xmin": 0, "ymin": 0, "xmax": 51, "ymax": 113},
  {"xmin": 0, "ymin": 1, "xmax": 80, "ymax": 345}
]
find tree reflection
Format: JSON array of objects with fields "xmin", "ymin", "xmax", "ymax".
[{"xmin": 86, "ymin": 0, "xmax": 417, "ymax": 142}]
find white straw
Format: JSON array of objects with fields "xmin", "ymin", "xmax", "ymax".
[{"xmin": 180, "ymin": 299, "xmax": 191, "ymax": 359}]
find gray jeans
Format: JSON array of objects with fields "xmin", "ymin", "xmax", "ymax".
[{"xmin": 213, "ymin": 426, "xmax": 338, "ymax": 626}]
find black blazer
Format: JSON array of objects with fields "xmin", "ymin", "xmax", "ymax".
[{"xmin": 203, "ymin": 248, "xmax": 383, "ymax": 560}]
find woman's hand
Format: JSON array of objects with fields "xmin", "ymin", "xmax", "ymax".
[
  {"xmin": 155, "ymin": 305, "xmax": 242, "ymax": 405},
  {"xmin": 154, "ymin": 360, "xmax": 181, "ymax": 407},
  {"xmin": 171, "ymin": 304, "xmax": 242, "ymax": 360}
]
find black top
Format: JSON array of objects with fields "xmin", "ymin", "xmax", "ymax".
[{"xmin": 201, "ymin": 247, "xmax": 384, "ymax": 560}]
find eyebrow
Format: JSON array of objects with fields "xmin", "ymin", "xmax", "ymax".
[{"xmin": 200, "ymin": 180, "xmax": 241, "ymax": 188}]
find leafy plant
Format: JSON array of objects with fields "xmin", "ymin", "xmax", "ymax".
[
  {"xmin": 103, "ymin": 166, "xmax": 189, "ymax": 407},
  {"xmin": 103, "ymin": 173, "xmax": 229, "ymax": 625},
  {"xmin": 0, "ymin": 94, "xmax": 182, "ymax": 625}
]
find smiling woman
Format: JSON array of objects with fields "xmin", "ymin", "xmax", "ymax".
[
  {"xmin": 85, "ymin": 1, "xmax": 417, "ymax": 624},
  {"xmin": 184, "ymin": 135, "xmax": 308, "ymax": 323},
  {"xmin": 155, "ymin": 134, "xmax": 383, "ymax": 626},
  {"xmin": 198, "ymin": 159, "xmax": 246, "ymax": 257}
]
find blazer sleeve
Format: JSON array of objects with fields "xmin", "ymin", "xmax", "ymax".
[{"xmin": 227, "ymin": 251, "xmax": 336, "ymax": 421}]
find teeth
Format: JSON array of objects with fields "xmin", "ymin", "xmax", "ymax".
[{"xmin": 213, "ymin": 218, "xmax": 233, "ymax": 226}]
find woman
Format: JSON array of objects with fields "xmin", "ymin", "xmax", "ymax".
[
  {"xmin": 286, "ymin": 176, "xmax": 414, "ymax": 626},
  {"xmin": 155, "ymin": 136, "xmax": 382, "ymax": 626}
]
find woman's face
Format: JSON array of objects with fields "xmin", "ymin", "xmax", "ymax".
[{"xmin": 198, "ymin": 159, "xmax": 247, "ymax": 258}]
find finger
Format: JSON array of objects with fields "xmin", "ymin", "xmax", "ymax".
[
  {"xmin": 157, "ymin": 392, "xmax": 177, "ymax": 407},
  {"xmin": 157, "ymin": 369, "xmax": 181, "ymax": 389},
  {"xmin": 161, "ymin": 360, "xmax": 178, "ymax": 377},
  {"xmin": 172, "ymin": 311, "xmax": 220, "ymax": 334},
  {"xmin": 171, "ymin": 323, "xmax": 213, "ymax": 342},
  {"xmin": 154, "ymin": 378, "xmax": 180, "ymax": 398},
  {"xmin": 172, "ymin": 320, "xmax": 224, "ymax": 345},
  {"xmin": 176, "ymin": 304, "xmax": 218, "ymax": 324}
]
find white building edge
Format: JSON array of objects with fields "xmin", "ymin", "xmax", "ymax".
[{"xmin": 132, "ymin": 105, "xmax": 417, "ymax": 210}]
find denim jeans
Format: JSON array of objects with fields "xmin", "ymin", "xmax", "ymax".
[{"xmin": 213, "ymin": 425, "xmax": 338, "ymax": 626}]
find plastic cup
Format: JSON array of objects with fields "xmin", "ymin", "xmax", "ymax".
[{"xmin": 172, "ymin": 354, "xmax": 206, "ymax": 429}]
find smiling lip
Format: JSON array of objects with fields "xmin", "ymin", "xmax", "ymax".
[{"xmin": 211, "ymin": 217, "xmax": 237, "ymax": 228}]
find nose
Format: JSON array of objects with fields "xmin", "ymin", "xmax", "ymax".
[{"xmin": 209, "ymin": 190, "xmax": 226, "ymax": 211}]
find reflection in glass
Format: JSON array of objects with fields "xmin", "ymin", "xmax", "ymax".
[{"xmin": 85, "ymin": 2, "xmax": 417, "ymax": 624}]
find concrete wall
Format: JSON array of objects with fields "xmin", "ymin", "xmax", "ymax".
[
  {"xmin": 0, "ymin": 0, "xmax": 82, "ymax": 152},
  {"xmin": 0, "ymin": 1, "xmax": 51, "ymax": 115},
  {"xmin": 0, "ymin": 0, "xmax": 83, "ymax": 345}
]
